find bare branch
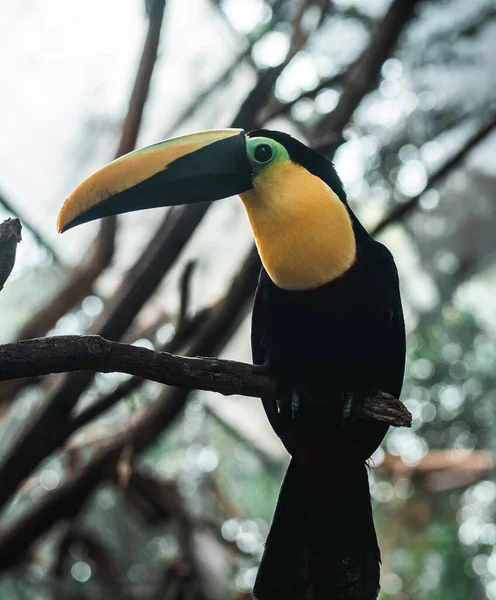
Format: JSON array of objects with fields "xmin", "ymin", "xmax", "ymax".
[
  {"xmin": 377, "ymin": 450, "xmax": 493, "ymax": 492},
  {"xmin": 0, "ymin": 218, "xmax": 21, "ymax": 292},
  {"xmin": 315, "ymin": 0, "xmax": 424, "ymax": 138},
  {"xmin": 0, "ymin": 335, "xmax": 272, "ymax": 397},
  {"xmin": 232, "ymin": 0, "xmax": 330, "ymax": 130},
  {"xmin": 372, "ymin": 115, "xmax": 496, "ymax": 236},
  {"xmin": 0, "ymin": 335, "xmax": 411, "ymax": 427},
  {"xmin": 0, "ymin": 192, "xmax": 59, "ymax": 264},
  {"xmin": 68, "ymin": 309, "xmax": 211, "ymax": 434}
]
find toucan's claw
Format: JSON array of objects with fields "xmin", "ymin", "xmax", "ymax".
[
  {"xmin": 291, "ymin": 391, "xmax": 300, "ymax": 417},
  {"xmin": 341, "ymin": 391, "xmax": 357, "ymax": 426}
]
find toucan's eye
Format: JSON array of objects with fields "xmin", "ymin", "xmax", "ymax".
[
  {"xmin": 246, "ymin": 136, "xmax": 288, "ymax": 169},
  {"xmin": 253, "ymin": 144, "xmax": 273, "ymax": 163}
]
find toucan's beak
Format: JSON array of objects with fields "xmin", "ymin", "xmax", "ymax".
[{"xmin": 57, "ymin": 129, "xmax": 252, "ymax": 233}]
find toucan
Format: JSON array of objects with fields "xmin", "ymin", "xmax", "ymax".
[{"xmin": 57, "ymin": 128, "xmax": 405, "ymax": 600}]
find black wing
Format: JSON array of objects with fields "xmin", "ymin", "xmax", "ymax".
[
  {"xmin": 359, "ymin": 239, "xmax": 405, "ymax": 400},
  {"xmin": 251, "ymin": 268, "xmax": 288, "ymax": 436}
]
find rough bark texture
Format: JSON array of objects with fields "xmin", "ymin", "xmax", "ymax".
[{"xmin": 0, "ymin": 334, "xmax": 411, "ymax": 427}]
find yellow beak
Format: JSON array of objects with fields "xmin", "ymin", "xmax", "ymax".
[{"xmin": 57, "ymin": 129, "xmax": 252, "ymax": 233}]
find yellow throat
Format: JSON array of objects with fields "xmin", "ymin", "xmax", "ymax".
[{"xmin": 239, "ymin": 162, "xmax": 356, "ymax": 291}]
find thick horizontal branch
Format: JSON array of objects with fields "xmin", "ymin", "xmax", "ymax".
[
  {"xmin": 0, "ymin": 335, "xmax": 274, "ymax": 398},
  {"xmin": 0, "ymin": 335, "xmax": 411, "ymax": 427}
]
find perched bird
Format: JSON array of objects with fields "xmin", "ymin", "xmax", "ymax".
[{"xmin": 57, "ymin": 128, "xmax": 405, "ymax": 600}]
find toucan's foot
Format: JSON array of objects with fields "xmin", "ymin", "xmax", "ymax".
[
  {"xmin": 255, "ymin": 359, "xmax": 272, "ymax": 375},
  {"xmin": 275, "ymin": 390, "xmax": 299, "ymax": 416},
  {"xmin": 341, "ymin": 391, "xmax": 359, "ymax": 426},
  {"xmin": 291, "ymin": 391, "xmax": 300, "ymax": 417}
]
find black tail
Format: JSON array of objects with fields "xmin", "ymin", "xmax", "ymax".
[{"xmin": 253, "ymin": 459, "xmax": 380, "ymax": 600}]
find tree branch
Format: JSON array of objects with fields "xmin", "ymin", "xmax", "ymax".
[
  {"xmin": 0, "ymin": 245, "xmax": 410, "ymax": 569},
  {"xmin": 231, "ymin": 0, "xmax": 329, "ymax": 130},
  {"xmin": 0, "ymin": 218, "xmax": 21, "ymax": 292},
  {"xmin": 68, "ymin": 308, "xmax": 211, "ymax": 435},
  {"xmin": 0, "ymin": 334, "xmax": 411, "ymax": 427},
  {"xmin": 372, "ymin": 115, "xmax": 496, "ymax": 236},
  {"xmin": 0, "ymin": 204, "xmax": 210, "ymax": 512},
  {"xmin": 315, "ymin": 0, "xmax": 424, "ymax": 138},
  {"xmin": 0, "ymin": 193, "xmax": 59, "ymax": 264}
]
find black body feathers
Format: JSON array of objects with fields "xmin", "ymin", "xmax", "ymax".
[{"xmin": 249, "ymin": 130, "xmax": 405, "ymax": 600}]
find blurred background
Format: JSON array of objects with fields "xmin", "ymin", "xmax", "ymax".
[{"xmin": 0, "ymin": 0, "xmax": 495, "ymax": 598}]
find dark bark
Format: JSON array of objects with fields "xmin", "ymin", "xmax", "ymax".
[
  {"xmin": 0, "ymin": 195, "xmax": 58, "ymax": 263},
  {"xmin": 0, "ymin": 218, "xmax": 21, "ymax": 292},
  {"xmin": 0, "ymin": 334, "xmax": 411, "ymax": 427},
  {"xmin": 68, "ymin": 308, "xmax": 211, "ymax": 434},
  {"xmin": 315, "ymin": 0, "xmax": 424, "ymax": 137}
]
